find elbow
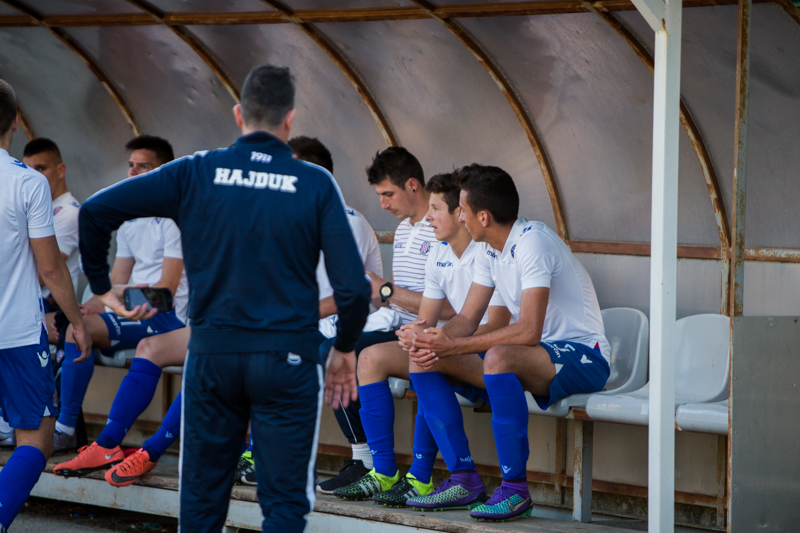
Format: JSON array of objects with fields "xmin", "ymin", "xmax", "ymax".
[
  {"xmin": 40, "ymin": 267, "xmax": 65, "ymax": 284},
  {"xmin": 521, "ymin": 329, "xmax": 542, "ymax": 347}
]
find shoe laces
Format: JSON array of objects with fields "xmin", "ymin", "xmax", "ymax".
[
  {"xmin": 75, "ymin": 444, "xmax": 94, "ymax": 455},
  {"xmin": 433, "ymin": 477, "xmax": 459, "ymax": 494},
  {"xmin": 117, "ymin": 450, "xmax": 149, "ymax": 475},
  {"xmin": 339, "ymin": 459, "xmax": 362, "ymax": 473},
  {"xmin": 484, "ymin": 484, "xmax": 518, "ymax": 506}
]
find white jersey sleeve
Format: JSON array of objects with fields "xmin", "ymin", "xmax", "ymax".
[
  {"xmin": 161, "ymin": 218, "xmax": 183, "ymax": 259},
  {"xmin": 26, "ymin": 176, "xmax": 55, "ymax": 238},
  {"xmin": 516, "ymin": 230, "xmax": 562, "ymax": 290},
  {"xmin": 347, "ymin": 208, "xmax": 382, "ymax": 278},
  {"xmin": 115, "ymin": 222, "xmax": 132, "ymax": 258},
  {"xmin": 472, "ymin": 245, "xmax": 495, "ymax": 288},
  {"xmin": 422, "ymin": 245, "xmax": 445, "ymax": 300},
  {"xmin": 489, "ymin": 289, "xmax": 505, "ymax": 307},
  {"xmin": 53, "ymin": 204, "xmax": 78, "ymax": 257},
  {"xmin": 317, "ymin": 254, "xmax": 333, "ymax": 301}
]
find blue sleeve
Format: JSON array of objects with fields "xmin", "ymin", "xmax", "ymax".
[
  {"xmin": 79, "ymin": 159, "xmax": 188, "ymax": 295},
  {"xmin": 318, "ymin": 177, "xmax": 371, "ymax": 353}
]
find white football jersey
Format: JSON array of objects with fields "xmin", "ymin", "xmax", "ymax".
[
  {"xmin": 473, "ymin": 218, "xmax": 610, "ymax": 360},
  {"xmin": 40, "ymin": 191, "xmax": 81, "ymax": 298},
  {"xmin": 390, "ymin": 217, "xmax": 438, "ymax": 325},
  {"xmin": 0, "ymin": 149, "xmax": 54, "ymax": 349},
  {"xmin": 116, "ymin": 217, "xmax": 189, "ymax": 322},
  {"xmin": 423, "ymin": 240, "xmax": 504, "ymax": 326}
]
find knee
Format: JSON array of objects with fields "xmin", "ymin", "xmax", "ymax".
[
  {"xmin": 356, "ymin": 345, "xmax": 382, "ymax": 383},
  {"xmin": 134, "ymin": 336, "xmax": 160, "ymax": 366},
  {"xmin": 482, "ymin": 346, "xmax": 512, "ymax": 375}
]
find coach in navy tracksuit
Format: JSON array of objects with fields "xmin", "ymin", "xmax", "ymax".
[{"xmin": 79, "ymin": 65, "xmax": 370, "ymax": 532}]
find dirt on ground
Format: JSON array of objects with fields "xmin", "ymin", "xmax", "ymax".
[{"xmin": 14, "ymin": 497, "xmax": 178, "ymax": 532}]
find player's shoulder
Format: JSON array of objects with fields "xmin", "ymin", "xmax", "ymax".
[{"xmin": 429, "ymin": 241, "xmax": 454, "ymax": 265}]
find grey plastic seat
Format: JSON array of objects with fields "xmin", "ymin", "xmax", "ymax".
[
  {"xmin": 586, "ymin": 313, "xmax": 729, "ymax": 426},
  {"xmin": 388, "ymin": 377, "xmax": 484, "ymax": 407},
  {"xmin": 676, "ymin": 399, "xmax": 728, "ymax": 435},
  {"xmin": 527, "ymin": 307, "xmax": 649, "ymax": 417}
]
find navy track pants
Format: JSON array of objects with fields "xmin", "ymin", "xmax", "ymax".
[{"xmin": 179, "ymin": 350, "xmax": 322, "ymax": 533}]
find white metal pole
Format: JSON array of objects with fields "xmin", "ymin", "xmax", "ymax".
[{"xmin": 645, "ymin": 1, "xmax": 682, "ymax": 532}]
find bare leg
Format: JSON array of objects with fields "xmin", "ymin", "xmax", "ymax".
[
  {"xmin": 135, "ymin": 327, "xmax": 190, "ymax": 368},
  {"xmin": 357, "ymin": 341, "xmax": 411, "ymax": 385},
  {"xmin": 17, "ymin": 416, "xmax": 56, "ymax": 459},
  {"xmin": 65, "ymin": 313, "xmax": 112, "ymax": 350},
  {"xmin": 411, "ymin": 353, "xmax": 486, "ymax": 389},
  {"xmin": 482, "ymin": 345, "xmax": 555, "ymax": 396},
  {"xmin": 44, "ymin": 312, "xmax": 59, "ymax": 344}
]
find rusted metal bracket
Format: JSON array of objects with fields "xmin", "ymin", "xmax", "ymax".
[
  {"xmin": 776, "ymin": 0, "xmax": 800, "ymax": 26},
  {"xmin": 1, "ymin": 0, "xmax": 143, "ymax": 136},
  {"xmin": 125, "ymin": 0, "xmax": 241, "ymax": 104},
  {"xmin": 258, "ymin": 0, "xmax": 398, "ymax": 147},
  {"xmin": 14, "ymin": 100, "xmax": 35, "ymax": 141},
  {"xmin": 409, "ymin": 0, "xmax": 569, "ymax": 241}
]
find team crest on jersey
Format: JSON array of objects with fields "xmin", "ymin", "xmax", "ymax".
[
  {"xmin": 155, "ymin": 217, "xmax": 162, "ymax": 223},
  {"xmin": 53, "ymin": 206, "xmax": 62, "ymax": 215},
  {"xmin": 420, "ymin": 241, "xmax": 431, "ymax": 255},
  {"xmin": 511, "ymin": 244, "xmax": 517, "ymax": 258}
]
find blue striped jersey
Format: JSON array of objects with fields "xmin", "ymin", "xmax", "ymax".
[{"xmin": 390, "ymin": 218, "xmax": 438, "ymax": 325}]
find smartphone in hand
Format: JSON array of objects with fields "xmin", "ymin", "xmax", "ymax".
[{"xmin": 123, "ymin": 287, "xmax": 173, "ymax": 313}]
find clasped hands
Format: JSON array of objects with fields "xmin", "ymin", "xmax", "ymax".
[{"xmin": 396, "ymin": 319, "xmax": 456, "ymax": 370}]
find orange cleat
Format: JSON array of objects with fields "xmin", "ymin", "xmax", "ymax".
[
  {"xmin": 105, "ymin": 448, "xmax": 157, "ymax": 487},
  {"xmin": 53, "ymin": 442, "xmax": 124, "ymax": 477}
]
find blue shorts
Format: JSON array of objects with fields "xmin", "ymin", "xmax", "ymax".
[
  {"xmin": 0, "ymin": 328, "xmax": 59, "ymax": 429},
  {"xmin": 99, "ymin": 310, "xmax": 185, "ymax": 354},
  {"xmin": 535, "ymin": 341, "xmax": 610, "ymax": 409}
]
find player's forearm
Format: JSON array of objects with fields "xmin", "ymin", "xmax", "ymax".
[
  {"xmin": 319, "ymin": 296, "xmax": 337, "ymax": 319},
  {"xmin": 450, "ymin": 322, "xmax": 541, "ymax": 356},
  {"xmin": 42, "ymin": 261, "xmax": 83, "ymax": 327},
  {"xmin": 388, "ymin": 286, "xmax": 423, "ymax": 315},
  {"xmin": 442, "ymin": 313, "xmax": 480, "ymax": 339}
]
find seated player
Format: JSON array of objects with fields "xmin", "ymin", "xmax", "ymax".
[
  {"xmin": 51, "ymin": 135, "xmax": 189, "ymax": 453},
  {"xmin": 54, "ymin": 327, "xmax": 188, "ymax": 483},
  {"xmin": 234, "ymin": 135, "xmax": 384, "ymax": 485},
  {"xmin": 411, "ymin": 164, "xmax": 610, "ymax": 521},
  {"xmin": 332, "ymin": 172, "xmax": 509, "ymax": 507},
  {"xmin": 317, "ymin": 147, "xmax": 454, "ymax": 495}
]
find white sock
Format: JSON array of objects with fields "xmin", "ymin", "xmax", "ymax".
[
  {"xmin": 352, "ymin": 443, "xmax": 373, "ymax": 469},
  {"xmin": 56, "ymin": 421, "xmax": 75, "ymax": 436},
  {"xmin": 0, "ymin": 417, "xmax": 11, "ymax": 433}
]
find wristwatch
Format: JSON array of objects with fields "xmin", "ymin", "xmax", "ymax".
[{"xmin": 379, "ymin": 282, "xmax": 394, "ymax": 303}]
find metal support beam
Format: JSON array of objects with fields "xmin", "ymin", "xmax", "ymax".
[
  {"xmin": 573, "ymin": 420, "xmax": 594, "ymax": 522},
  {"xmin": 410, "ymin": 0, "xmax": 569, "ymax": 240},
  {"xmin": 15, "ymin": 101, "xmax": 35, "ymax": 140},
  {"xmin": 632, "ymin": 0, "xmax": 682, "ymax": 530},
  {"xmin": 776, "ymin": 0, "xmax": 800, "ymax": 26},
  {"xmin": 1, "ymin": 0, "xmax": 142, "ymax": 135},
  {"xmin": 730, "ymin": 0, "xmax": 751, "ymax": 318},
  {"xmin": 126, "ymin": 0, "xmax": 241, "ymax": 103}
]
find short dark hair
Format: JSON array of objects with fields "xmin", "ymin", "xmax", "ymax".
[
  {"xmin": 241, "ymin": 64, "xmax": 295, "ymax": 129},
  {"xmin": 366, "ymin": 147, "xmax": 424, "ymax": 189},
  {"xmin": 426, "ymin": 172, "xmax": 460, "ymax": 213},
  {"xmin": 0, "ymin": 79, "xmax": 17, "ymax": 135},
  {"xmin": 288, "ymin": 136, "xmax": 333, "ymax": 173},
  {"xmin": 455, "ymin": 164, "xmax": 519, "ymax": 225},
  {"xmin": 125, "ymin": 135, "xmax": 174, "ymax": 166},
  {"xmin": 23, "ymin": 137, "xmax": 62, "ymax": 163}
]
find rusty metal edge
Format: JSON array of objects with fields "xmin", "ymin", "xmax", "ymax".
[
  {"xmin": 775, "ymin": 0, "xmax": 800, "ymax": 26},
  {"xmin": 15, "ymin": 101, "xmax": 35, "ymax": 140},
  {"xmin": 1, "ymin": 0, "xmax": 144, "ymax": 136},
  {"xmin": 125, "ymin": 0, "xmax": 241, "ymax": 103},
  {"xmin": 260, "ymin": 0, "xmax": 398, "ymax": 147},
  {"xmin": 411, "ymin": 0, "xmax": 569, "ymax": 241}
]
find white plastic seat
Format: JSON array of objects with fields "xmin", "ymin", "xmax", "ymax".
[
  {"xmin": 676, "ymin": 399, "xmax": 728, "ymax": 435},
  {"xmin": 527, "ymin": 307, "xmax": 649, "ymax": 417},
  {"xmin": 389, "ymin": 377, "xmax": 410, "ymax": 399},
  {"xmin": 586, "ymin": 313, "xmax": 730, "ymax": 426}
]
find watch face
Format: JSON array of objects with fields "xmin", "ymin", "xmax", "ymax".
[{"xmin": 380, "ymin": 285, "xmax": 392, "ymax": 298}]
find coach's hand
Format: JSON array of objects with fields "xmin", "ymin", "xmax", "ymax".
[
  {"xmin": 97, "ymin": 284, "xmax": 158, "ymax": 321},
  {"xmin": 325, "ymin": 347, "xmax": 358, "ymax": 409},
  {"xmin": 70, "ymin": 322, "xmax": 93, "ymax": 363}
]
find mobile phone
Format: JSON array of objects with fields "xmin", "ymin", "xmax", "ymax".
[{"xmin": 123, "ymin": 287, "xmax": 173, "ymax": 313}]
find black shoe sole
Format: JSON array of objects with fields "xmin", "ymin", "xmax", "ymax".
[{"xmin": 54, "ymin": 462, "xmax": 120, "ymax": 478}]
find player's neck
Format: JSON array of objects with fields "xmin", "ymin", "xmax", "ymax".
[
  {"xmin": 408, "ymin": 191, "xmax": 431, "ymax": 225},
  {"xmin": 447, "ymin": 227, "xmax": 472, "ymax": 259},
  {"xmin": 0, "ymin": 131, "xmax": 11, "ymax": 152},
  {"xmin": 485, "ymin": 223, "xmax": 515, "ymax": 252},
  {"xmin": 52, "ymin": 183, "xmax": 69, "ymax": 201}
]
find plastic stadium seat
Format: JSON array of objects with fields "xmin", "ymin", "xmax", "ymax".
[
  {"xmin": 527, "ymin": 307, "xmax": 649, "ymax": 417},
  {"xmin": 389, "ymin": 377, "xmax": 410, "ymax": 399},
  {"xmin": 585, "ymin": 314, "xmax": 729, "ymax": 426},
  {"xmin": 676, "ymin": 399, "xmax": 728, "ymax": 435}
]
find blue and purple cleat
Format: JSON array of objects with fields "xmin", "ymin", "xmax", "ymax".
[
  {"xmin": 469, "ymin": 481, "xmax": 533, "ymax": 522},
  {"xmin": 406, "ymin": 470, "xmax": 487, "ymax": 511}
]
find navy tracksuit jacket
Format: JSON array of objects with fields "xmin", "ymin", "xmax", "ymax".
[{"xmin": 79, "ymin": 132, "xmax": 371, "ymax": 532}]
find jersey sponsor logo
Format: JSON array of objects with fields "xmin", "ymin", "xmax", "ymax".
[
  {"xmin": 287, "ymin": 353, "xmax": 301, "ymax": 366},
  {"xmin": 11, "ymin": 159, "xmax": 26, "ymax": 168},
  {"xmin": 502, "ymin": 465, "xmax": 512, "ymax": 474},
  {"xmin": 420, "ymin": 241, "xmax": 431, "ymax": 255},
  {"xmin": 459, "ymin": 456, "xmax": 473, "ymax": 463},
  {"xmin": 394, "ymin": 242, "xmax": 404, "ymax": 249},
  {"xmin": 436, "ymin": 261, "xmax": 453, "ymax": 268},
  {"xmin": 213, "ymin": 167, "xmax": 297, "ymax": 193},
  {"xmin": 486, "ymin": 250, "xmax": 498, "ymax": 259},
  {"xmin": 250, "ymin": 151, "xmax": 273, "ymax": 164},
  {"xmin": 580, "ymin": 354, "xmax": 592, "ymax": 364},
  {"xmin": 70, "ymin": 201, "xmax": 80, "ymax": 208},
  {"xmin": 53, "ymin": 206, "xmax": 62, "ymax": 216},
  {"xmin": 511, "ymin": 244, "xmax": 517, "ymax": 258}
]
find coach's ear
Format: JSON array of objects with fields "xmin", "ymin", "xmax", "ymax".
[
  {"xmin": 283, "ymin": 109, "xmax": 296, "ymax": 132},
  {"xmin": 233, "ymin": 104, "xmax": 244, "ymax": 128}
]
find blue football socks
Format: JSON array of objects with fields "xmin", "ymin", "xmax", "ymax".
[
  {"xmin": 143, "ymin": 391, "xmax": 182, "ymax": 461},
  {"xmin": 358, "ymin": 381, "xmax": 396, "ymax": 477},
  {"xmin": 407, "ymin": 400, "xmax": 437, "ymax": 484},
  {"xmin": 410, "ymin": 371, "xmax": 476, "ymax": 473},
  {"xmin": 96, "ymin": 358, "xmax": 162, "ymax": 449},
  {"xmin": 0, "ymin": 445, "xmax": 46, "ymax": 529},
  {"xmin": 484, "ymin": 373, "xmax": 529, "ymax": 481},
  {"xmin": 57, "ymin": 342, "xmax": 95, "ymax": 428}
]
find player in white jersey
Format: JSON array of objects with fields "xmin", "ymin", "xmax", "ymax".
[
  {"xmin": 52, "ymin": 136, "xmax": 189, "ymax": 461},
  {"xmin": 333, "ymin": 172, "xmax": 510, "ymax": 506},
  {"xmin": 21, "ymin": 138, "xmax": 81, "ymax": 315},
  {"xmin": 412, "ymin": 164, "xmax": 610, "ymax": 521},
  {"xmin": 0, "ymin": 79, "xmax": 91, "ymax": 533}
]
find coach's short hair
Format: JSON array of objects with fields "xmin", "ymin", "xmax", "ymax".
[
  {"xmin": 456, "ymin": 164, "xmax": 519, "ymax": 225},
  {"xmin": 288, "ymin": 136, "xmax": 333, "ymax": 173},
  {"xmin": 426, "ymin": 172, "xmax": 460, "ymax": 213},
  {"xmin": 0, "ymin": 79, "xmax": 17, "ymax": 136},
  {"xmin": 241, "ymin": 64, "xmax": 295, "ymax": 130},
  {"xmin": 24, "ymin": 137, "xmax": 62, "ymax": 163},
  {"xmin": 366, "ymin": 147, "xmax": 424, "ymax": 189},
  {"xmin": 125, "ymin": 135, "xmax": 174, "ymax": 166}
]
